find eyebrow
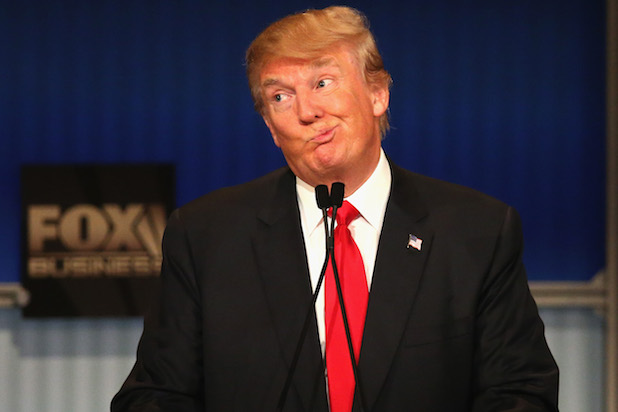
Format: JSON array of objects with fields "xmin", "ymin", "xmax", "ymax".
[
  {"xmin": 310, "ymin": 56, "xmax": 338, "ymax": 69},
  {"xmin": 261, "ymin": 57, "xmax": 341, "ymax": 89},
  {"xmin": 262, "ymin": 78, "xmax": 282, "ymax": 88}
]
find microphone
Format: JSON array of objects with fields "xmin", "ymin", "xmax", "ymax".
[
  {"xmin": 328, "ymin": 182, "xmax": 345, "ymax": 250},
  {"xmin": 329, "ymin": 182, "xmax": 344, "ymax": 207},
  {"xmin": 315, "ymin": 184, "xmax": 331, "ymax": 210}
]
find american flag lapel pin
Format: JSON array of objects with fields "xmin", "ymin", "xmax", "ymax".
[{"xmin": 407, "ymin": 234, "xmax": 422, "ymax": 251}]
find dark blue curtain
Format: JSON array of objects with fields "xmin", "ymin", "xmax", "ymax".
[{"xmin": 1, "ymin": 0, "xmax": 605, "ymax": 282}]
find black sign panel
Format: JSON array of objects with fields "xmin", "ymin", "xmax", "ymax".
[{"xmin": 22, "ymin": 165, "xmax": 174, "ymax": 317}]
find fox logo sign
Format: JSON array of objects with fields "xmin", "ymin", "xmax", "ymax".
[
  {"xmin": 21, "ymin": 164, "xmax": 174, "ymax": 317},
  {"xmin": 27, "ymin": 203, "xmax": 166, "ymax": 278}
]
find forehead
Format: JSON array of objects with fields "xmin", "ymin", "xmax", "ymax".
[{"xmin": 259, "ymin": 49, "xmax": 359, "ymax": 87}]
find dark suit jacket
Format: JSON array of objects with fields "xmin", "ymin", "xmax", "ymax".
[{"xmin": 112, "ymin": 161, "xmax": 559, "ymax": 411}]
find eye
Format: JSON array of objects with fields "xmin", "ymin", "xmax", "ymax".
[
  {"xmin": 317, "ymin": 79, "xmax": 333, "ymax": 89},
  {"xmin": 273, "ymin": 93, "xmax": 290, "ymax": 103}
]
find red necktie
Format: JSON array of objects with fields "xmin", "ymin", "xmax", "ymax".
[{"xmin": 325, "ymin": 201, "xmax": 369, "ymax": 412}]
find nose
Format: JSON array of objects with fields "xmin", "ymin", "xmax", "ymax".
[{"xmin": 295, "ymin": 90, "xmax": 323, "ymax": 124}]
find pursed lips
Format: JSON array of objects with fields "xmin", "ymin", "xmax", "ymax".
[{"xmin": 310, "ymin": 125, "xmax": 337, "ymax": 144}]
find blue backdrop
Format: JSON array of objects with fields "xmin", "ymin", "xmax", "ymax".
[{"xmin": 1, "ymin": 0, "xmax": 605, "ymax": 282}]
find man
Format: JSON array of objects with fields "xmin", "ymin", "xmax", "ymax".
[{"xmin": 112, "ymin": 6, "xmax": 559, "ymax": 411}]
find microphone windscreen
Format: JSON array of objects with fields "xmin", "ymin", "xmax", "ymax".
[
  {"xmin": 330, "ymin": 182, "xmax": 345, "ymax": 207},
  {"xmin": 315, "ymin": 185, "xmax": 331, "ymax": 209}
]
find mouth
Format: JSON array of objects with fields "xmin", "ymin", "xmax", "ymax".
[{"xmin": 311, "ymin": 126, "xmax": 337, "ymax": 144}]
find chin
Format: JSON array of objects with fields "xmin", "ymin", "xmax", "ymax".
[{"xmin": 312, "ymin": 147, "xmax": 346, "ymax": 167}]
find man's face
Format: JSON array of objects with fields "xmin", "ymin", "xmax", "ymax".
[{"xmin": 259, "ymin": 47, "xmax": 389, "ymax": 192}]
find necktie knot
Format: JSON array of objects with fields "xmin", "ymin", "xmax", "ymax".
[{"xmin": 335, "ymin": 201, "xmax": 360, "ymax": 227}]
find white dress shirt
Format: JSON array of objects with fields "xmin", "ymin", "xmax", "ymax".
[{"xmin": 296, "ymin": 149, "xmax": 392, "ymax": 354}]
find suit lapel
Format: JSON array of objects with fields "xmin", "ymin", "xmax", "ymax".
[
  {"xmin": 252, "ymin": 170, "xmax": 328, "ymax": 411},
  {"xmin": 356, "ymin": 163, "xmax": 433, "ymax": 411}
]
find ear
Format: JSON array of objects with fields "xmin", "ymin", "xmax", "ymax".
[
  {"xmin": 263, "ymin": 116, "xmax": 281, "ymax": 147},
  {"xmin": 371, "ymin": 84, "xmax": 390, "ymax": 117}
]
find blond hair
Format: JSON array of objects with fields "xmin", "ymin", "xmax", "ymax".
[{"xmin": 246, "ymin": 6, "xmax": 392, "ymax": 137}]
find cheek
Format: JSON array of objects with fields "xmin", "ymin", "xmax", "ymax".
[
  {"xmin": 324, "ymin": 93, "xmax": 351, "ymax": 115},
  {"xmin": 266, "ymin": 119, "xmax": 302, "ymax": 151},
  {"xmin": 272, "ymin": 112, "xmax": 307, "ymax": 141},
  {"xmin": 334, "ymin": 90, "xmax": 369, "ymax": 119}
]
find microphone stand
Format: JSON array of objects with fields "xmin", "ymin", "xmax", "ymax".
[
  {"xmin": 276, "ymin": 186, "xmax": 331, "ymax": 411},
  {"xmin": 277, "ymin": 183, "xmax": 366, "ymax": 412}
]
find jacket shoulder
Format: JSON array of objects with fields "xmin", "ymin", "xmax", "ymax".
[
  {"xmin": 178, "ymin": 166, "xmax": 293, "ymax": 220},
  {"xmin": 393, "ymin": 164, "xmax": 510, "ymax": 214}
]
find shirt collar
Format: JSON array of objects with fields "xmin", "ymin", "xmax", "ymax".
[
  {"xmin": 296, "ymin": 148, "xmax": 392, "ymax": 235},
  {"xmin": 346, "ymin": 148, "xmax": 391, "ymax": 231},
  {"xmin": 296, "ymin": 174, "xmax": 324, "ymax": 238}
]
